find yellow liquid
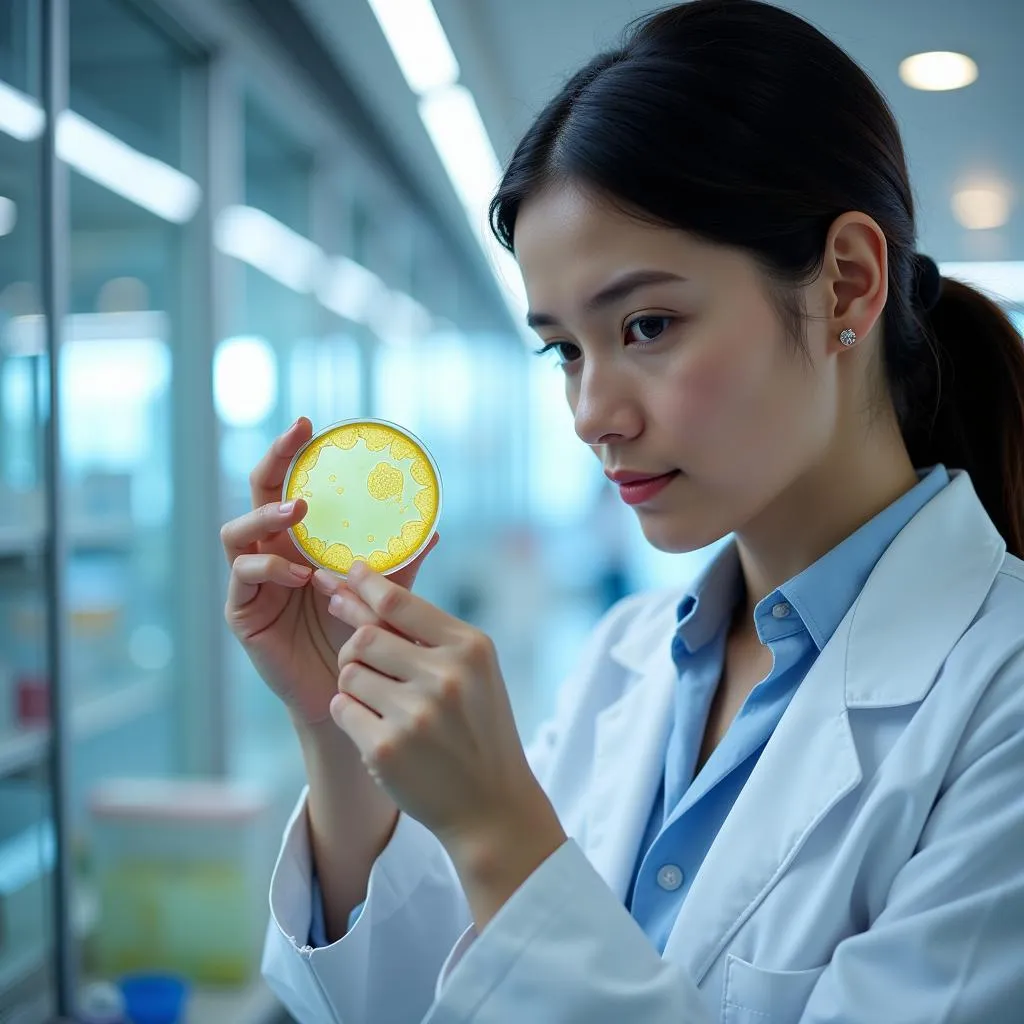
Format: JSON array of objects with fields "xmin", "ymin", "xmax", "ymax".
[{"xmin": 285, "ymin": 422, "xmax": 440, "ymax": 574}]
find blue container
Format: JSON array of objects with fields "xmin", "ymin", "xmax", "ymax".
[{"xmin": 118, "ymin": 974, "xmax": 189, "ymax": 1024}]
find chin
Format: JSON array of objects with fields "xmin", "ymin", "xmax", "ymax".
[{"xmin": 635, "ymin": 512, "xmax": 730, "ymax": 555}]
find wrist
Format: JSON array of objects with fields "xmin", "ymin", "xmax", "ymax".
[
  {"xmin": 291, "ymin": 709, "xmax": 368, "ymax": 783},
  {"xmin": 445, "ymin": 788, "xmax": 567, "ymax": 903}
]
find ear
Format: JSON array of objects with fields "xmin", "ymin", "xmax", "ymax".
[{"xmin": 820, "ymin": 212, "xmax": 888, "ymax": 349}]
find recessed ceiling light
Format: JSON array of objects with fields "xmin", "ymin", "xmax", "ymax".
[
  {"xmin": 952, "ymin": 186, "xmax": 1012, "ymax": 230},
  {"xmin": 899, "ymin": 51, "xmax": 978, "ymax": 91}
]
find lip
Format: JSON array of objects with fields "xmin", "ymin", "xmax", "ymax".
[
  {"xmin": 604, "ymin": 468, "xmax": 674, "ymax": 484},
  {"xmin": 611, "ymin": 470, "xmax": 680, "ymax": 506}
]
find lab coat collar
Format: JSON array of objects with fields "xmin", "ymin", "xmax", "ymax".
[{"xmin": 588, "ymin": 470, "xmax": 1005, "ymax": 980}]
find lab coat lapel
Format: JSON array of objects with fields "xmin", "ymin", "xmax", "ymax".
[
  {"xmin": 662, "ymin": 471, "xmax": 1006, "ymax": 984},
  {"xmin": 583, "ymin": 606, "xmax": 678, "ymax": 901}
]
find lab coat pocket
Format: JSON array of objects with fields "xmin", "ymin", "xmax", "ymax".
[{"xmin": 722, "ymin": 954, "xmax": 826, "ymax": 1024}]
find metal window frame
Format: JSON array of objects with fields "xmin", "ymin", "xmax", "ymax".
[{"xmin": 40, "ymin": 0, "xmax": 74, "ymax": 1011}]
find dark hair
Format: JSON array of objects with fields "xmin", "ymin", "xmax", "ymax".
[{"xmin": 490, "ymin": 0, "xmax": 1024, "ymax": 557}]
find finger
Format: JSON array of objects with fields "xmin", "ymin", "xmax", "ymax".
[
  {"xmin": 249, "ymin": 416, "xmax": 313, "ymax": 509},
  {"xmin": 310, "ymin": 568, "xmax": 349, "ymax": 599},
  {"xmin": 221, "ymin": 499, "xmax": 308, "ymax": 565},
  {"xmin": 327, "ymin": 589, "xmax": 381, "ymax": 631},
  {"xmin": 329, "ymin": 692, "xmax": 391, "ymax": 772},
  {"xmin": 336, "ymin": 660, "xmax": 415, "ymax": 720},
  {"xmin": 345, "ymin": 562, "xmax": 458, "ymax": 646},
  {"xmin": 338, "ymin": 623, "xmax": 419, "ymax": 681},
  {"xmin": 227, "ymin": 552, "xmax": 312, "ymax": 610}
]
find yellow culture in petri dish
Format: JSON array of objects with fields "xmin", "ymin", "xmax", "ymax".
[{"xmin": 283, "ymin": 419, "xmax": 442, "ymax": 577}]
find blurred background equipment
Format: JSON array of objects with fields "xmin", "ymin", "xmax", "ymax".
[{"xmin": 1, "ymin": 0, "xmax": 1021, "ymax": 1021}]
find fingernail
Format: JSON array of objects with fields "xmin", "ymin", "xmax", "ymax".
[
  {"xmin": 279, "ymin": 501, "xmax": 295, "ymax": 515},
  {"xmin": 348, "ymin": 560, "xmax": 367, "ymax": 582},
  {"xmin": 328, "ymin": 593, "xmax": 346, "ymax": 615},
  {"xmin": 290, "ymin": 564, "xmax": 312, "ymax": 579},
  {"xmin": 329, "ymin": 693, "xmax": 344, "ymax": 720}
]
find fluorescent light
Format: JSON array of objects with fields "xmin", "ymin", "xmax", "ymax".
[
  {"xmin": 361, "ymin": 9, "xmax": 524, "ymax": 331},
  {"xmin": 939, "ymin": 261, "xmax": 1024, "ymax": 304},
  {"xmin": 0, "ymin": 197, "xmax": 16, "ymax": 237},
  {"xmin": 419, "ymin": 85, "xmax": 528, "ymax": 325},
  {"xmin": 214, "ymin": 205, "xmax": 323, "ymax": 293},
  {"xmin": 488, "ymin": 236, "xmax": 527, "ymax": 312},
  {"xmin": 0, "ymin": 78, "xmax": 45, "ymax": 141},
  {"xmin": 318, "ymin": 257, "xmax": 434, "ymax": 344},
  {"xmin": 0, "ymin": 81, "xmax": 201, "ymax": 224},
  {"xmin": 366, "ymin": 0, "xmax": 460, "ymax": 95},
  {"xmin": 56, "ymin": 111, "xmax": 201, "ymax": 223},
  {"xmin": 899, "ymin": 51, "xmax": 978, "ymax": 91},
  {"xmin": 216, "ymin": 210, "xmax": 438, "ymax": 338},
  {"xmin": 214, "ymin": 336, "xmax": 279, "ymax": 427},
  {"xmin": 316, "ymin": 256, "xmax": 388, "ymax": 322},
  {"xmin": 951, "ymin": 185, "xmax": 1012, "ymax": 230},
  {"xmin": 419, "ymin": 84, "xmax": 502, "ymax": 237}
]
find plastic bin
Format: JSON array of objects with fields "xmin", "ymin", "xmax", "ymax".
[{"xmin": 88, "ymin": 778, "xmax": 274, "ymax": 985}]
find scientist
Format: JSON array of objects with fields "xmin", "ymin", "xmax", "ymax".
[{"xmin": 220, "ymin": 1, "xmax": 1024, "ymax": 1021}]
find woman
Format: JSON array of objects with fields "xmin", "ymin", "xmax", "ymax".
[{"xmin": 221, "ymin": 2, "xmax": 1024, "ymax": 1021}]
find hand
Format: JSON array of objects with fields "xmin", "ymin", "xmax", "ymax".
[
  {"xmin": 326, "ymin": 561, "xmax": 555, "ymax": 845},
  {"xmin": 220, "ymin": 417, "xmax": 439, "ymax": 724}
]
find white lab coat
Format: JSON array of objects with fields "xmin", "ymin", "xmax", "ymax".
[{"xmin": 262, "ymin": 470, "xmax": 1024, "ymax": 1023}]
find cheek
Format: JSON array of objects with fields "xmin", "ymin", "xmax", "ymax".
[
  {"xmin": 663, "ymin": 309, "xmax": 826, "ymax": 487},
  {"xmin": 667, "ymin": 324, "xmax": 779, "ymax": 444}
]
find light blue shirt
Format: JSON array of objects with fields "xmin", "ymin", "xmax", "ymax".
[
  {"xmin": 626, "ymin": 464, "xmax": 950, "ymax": 953},
  {"xmin": 311, "ymin": 465, "xmax": 950, "ymax": 949}
]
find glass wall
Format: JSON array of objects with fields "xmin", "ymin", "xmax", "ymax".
[{"xmin": 63, "ymin": 0, "xmax": 195, "ymax": 780}]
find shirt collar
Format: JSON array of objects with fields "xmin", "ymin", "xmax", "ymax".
[
  {"xmin": 674, "ymin": 465, "xmax": 950, "ymax": 655},
  {"xmin": 776, "ymin": 464, "xmax": 950, "ymax": 650},
  {"xmin": 675, "ymin": 541, "xmax": 742, "ymax": 655}
]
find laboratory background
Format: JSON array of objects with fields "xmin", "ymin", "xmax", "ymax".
[{"xmin": 0, "ymin": 0, "xmax": 1022, "ymax": 1021}]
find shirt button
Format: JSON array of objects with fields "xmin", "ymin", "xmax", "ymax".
[
  {"xmin": 772, "ymin": 602, "xmax": 792, "ymax": 619},
  {"xmin": 656, "ymin": 864, "xmax": 684, "ymax": 891}
]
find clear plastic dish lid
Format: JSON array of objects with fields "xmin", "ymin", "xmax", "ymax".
[{"xmin": 282, "ymin": 419, "xmax": 442, "ymax": 577}]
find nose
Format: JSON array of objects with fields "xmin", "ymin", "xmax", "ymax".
[{"xmin": 572, "ymin": 361, "xmax": 643, "ymax": 447}]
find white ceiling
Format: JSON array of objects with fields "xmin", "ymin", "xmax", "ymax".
[{"xmin": 301, "ymin": 0, "xmax": 1024, "ymax": 281}]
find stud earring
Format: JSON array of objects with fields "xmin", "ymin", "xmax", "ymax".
[{"xmin": 839, "ymin": 328, "xmax": 857, "ymax": 347}]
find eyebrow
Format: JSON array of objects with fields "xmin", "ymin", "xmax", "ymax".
[{"xmin": 526, "ymin": 269, "xmax": 688, "ymax": 329}]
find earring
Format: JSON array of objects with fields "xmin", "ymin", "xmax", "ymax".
[{"xmin": 839, "ymin": 328, "xmax": 857, "ymax": 347}]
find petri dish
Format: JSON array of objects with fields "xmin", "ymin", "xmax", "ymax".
[{"xmin": 282, "ymin": 418, "xmax": 442, "ymax": 577}]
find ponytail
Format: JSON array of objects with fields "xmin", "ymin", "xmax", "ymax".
[{"xmin": 904, "ymin": 279, "xmax": 1024, "ymax": 558}]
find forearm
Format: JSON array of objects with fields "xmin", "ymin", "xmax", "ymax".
[{"xmin": 293, "ymin": 714, "xmax": 400, "ymax": 942}]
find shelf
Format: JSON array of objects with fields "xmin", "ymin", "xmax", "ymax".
[
  {"xmin": 0, "ymin": 676, "xmax": 170, "ymax": 777},
  {"xmin": 0, "ymin": 883, "xmax": 98, "ymax": 997},
  {"xmin": 0, "ymin": 522, "xmax": 44, "ymax": 557},
  {"xmin": 0, "ymin": 518, "xmax": 137, "ymax": 557}
]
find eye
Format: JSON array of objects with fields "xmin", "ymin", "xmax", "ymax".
[
  {"xmin": 625, "ymin": 316, "xmax": 673, "ymax": 345},
  {"xmin": 535, "ymin": 340, "xmax": 582, "ymax": 366}
]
